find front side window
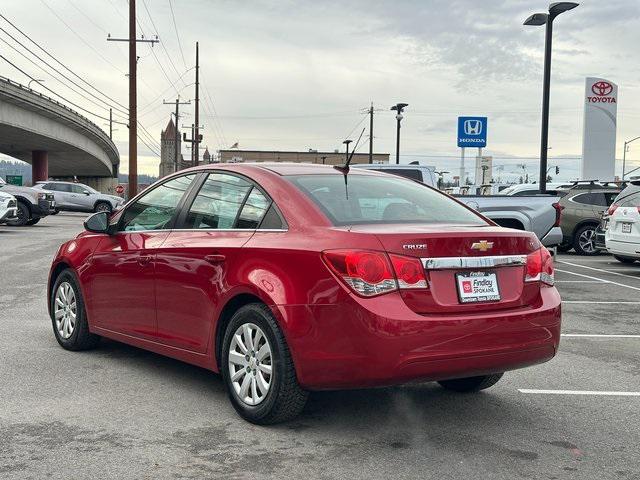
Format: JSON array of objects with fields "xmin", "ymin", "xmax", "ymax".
[
  {"xmin": 286, "ymin": 174, "xmax": 486, "ymax": 226},
  {"xmin": 120, "ymin": 174, "xmax": 195, "ymax": 231},
  {"xmin": 71, "ymin": 184, "xmax": 87, "ymax": 194}
]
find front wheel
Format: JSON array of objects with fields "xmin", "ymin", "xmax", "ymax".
[
  {"xmin": 614, "ymin": 255, "xmax": 637, "ymax": 264},
  {"xmin": 573, "ymin": 225, "xmax": 599, "ymax": 256},
  {"xmin": 6, "ymin": 201, "xmax": 30, "ymax": 226},
  {"xmin": 438, "ymin": 373, "xmax": 504, "ymax": 392},
  {"xmin": 50, "ymin": 269, "xmax": 100, "ymax": 351},
  {"xmin": 25, "ymin": 218, "xmax": 40, "ymax": 225},
  {"xmin": 94, "ymin": 202, "xmax": 112, "ymax": 213},
  {"xmin": 222, "ymin": 304, "xmax": 308, "ymax": 424}
]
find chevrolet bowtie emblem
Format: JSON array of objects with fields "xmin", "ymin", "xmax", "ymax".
[{"xmin": 471, "ymin": 240, "xmax": 494, "ymax": 252}]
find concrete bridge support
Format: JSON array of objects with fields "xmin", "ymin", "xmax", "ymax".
[{"xmin": 32, "ymin": 150, "xmax": 48, "ymax": 183}]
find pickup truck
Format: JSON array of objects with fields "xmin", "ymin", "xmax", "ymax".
[
  {"xmin": 455, "ymin": 195, "xmax": 564, "ymax": 248},
  {"xmin": 0, "ymin": 177, "xmax": 56, "ymax": 226}
]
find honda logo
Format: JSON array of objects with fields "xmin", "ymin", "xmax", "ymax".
[
  {"xmin": 464, "ymin": 119, "xmax": 482, "ymax": 136},
  {"xmin": 591, "ymin": 81, "xmax": 613, "ymax": 97}
]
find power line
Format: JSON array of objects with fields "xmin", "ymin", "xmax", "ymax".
[
  {"xmin": 138, "ymin": 70, "xmax": 193, "ymax": 114},
  {"xmin": 0, "ymin": 53, "xmax": 127, "ymax": 125},
  {"xmin": 167, "ymin": 0, "xmax": 188, "ymax": 70},
  {"xmin": 0, "ymin": 13, "xmax": 128, "ymax": 112},
  {"xmin": 0, "ymin": 28, "xmax": 129, "ymax": 118}
]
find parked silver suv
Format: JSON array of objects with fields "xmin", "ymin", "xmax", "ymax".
[{"xmin": 33, "ymin": 181, "xmax": 124, "ymax": 213}]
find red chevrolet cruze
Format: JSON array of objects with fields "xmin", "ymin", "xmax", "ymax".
[{"xmin": 48, "ymin": 163, "xmax": 561, "ymax": 423}]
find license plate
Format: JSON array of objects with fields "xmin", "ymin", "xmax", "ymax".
[
  {"xmin": 622, "ymin": 223, "xmax": 632, "ymax": 233},
  {"xmin": 455, "ymin": 271, "xmax": 501, "ymax": 303}
]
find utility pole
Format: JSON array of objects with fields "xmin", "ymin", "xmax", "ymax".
[
  {"xmin": 368, "ymin": 103, "xmax": 374, "ymax": 164},
  {"xmin": 109, "ymin": 108, "xmax": 113, "ymax": 139},
  {"xmin": 194, "ymin": 42, "xmax": 200, "ymax": 166},
  {"xmin": 107, "ymin": 0, "xmax": 158, "ymax": 198},
  {"xmin": 183, "ymin": 123, "xmax": 203, "ymax": 165},
  {"xmin": 163, "ymin": 98, "xmax": 190, "ymax": 172}
]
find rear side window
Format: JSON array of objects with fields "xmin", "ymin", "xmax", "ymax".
[
  {"xmin": 614, "ymin": 185, "xmax": 640, "ymax": 207},
  {"xmin": 572, "ymin": 193, "xmax": 606, "ymax": 206},
  {"xmin": 286, "ymin": 174, "xmax": 486, "ymax": 226}
]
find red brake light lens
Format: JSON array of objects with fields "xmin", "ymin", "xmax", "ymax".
[
  {"xmin": 322, "ymin": 250, "xmax": 396, "ymax": 297},
  {"xmin": 525, "ymin": 247, "xmax": 554, "ymax": 286},
  {"xmin": 322, "ymin": 250, "xmax": 428, "ymax": 297},
  {"xmin": 552, "ymin": 202, "xmax": 564, "ymax": 227},
  {"xmin": 607, "ymin": 203, "xmax": 619, "ymax": 215},
  {"xmin": 389, "ymin": 254, "xmax": 428, "ymax": 289}
]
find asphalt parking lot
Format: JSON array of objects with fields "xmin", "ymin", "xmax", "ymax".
[{"xmin": 1, "ymin": 213, "xmax": 639, "ymax": 480}]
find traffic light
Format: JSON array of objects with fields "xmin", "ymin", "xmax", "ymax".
[{"xmin": 555, "ymin": 166, "xmax": 560, "ymax": 175}]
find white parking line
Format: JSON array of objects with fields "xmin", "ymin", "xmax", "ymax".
[
  {"xmin": 557, "ymin": 260, "xmax": 640, "ymax": 281},
  {"xmin": 555, "ymin": 269, "xmax": 640, "ymax": 292},
  {"xmin": 555, "ymin": 280, "xmax": 606, "ymax": 283},
  {"xmin": 561, "ymin": 334, "xmax": 640, "ymax": 338},
  {"xmin": 519, "ymin": 389, "xmax": 640, "ymax": 396},
  {"xmin": 563, "ymin": 301, "xmax": 640, "ymax": 304}
]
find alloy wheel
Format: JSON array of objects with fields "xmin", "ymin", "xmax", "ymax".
[
  {"xmin": 578, "ymin": 228, "xmax": 596, "ymax": 253},
  {"xmin": 228, "ymin": 323, "xmax": 273, "ymax": 406},
  {"xmin": 95, "ymin": 203, "xmax": 111, "ymax": 213},
  {"xmin": 54, "ymin": 282, "xmax": 76, "ymax": 339}
]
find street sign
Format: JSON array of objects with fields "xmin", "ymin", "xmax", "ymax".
[
  {"xmin": 5, "ymin": 175, "xmax": 23, "ymax": 186},
  {"xmin": 457, "ymin": 116, "xmax": 487, "ymax": 148},
  {"xmin": 115, "ymin": 184, "xmax": 125, "ymax": 195}
]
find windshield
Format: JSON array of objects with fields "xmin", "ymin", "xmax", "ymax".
[{"xmin": 286, "ymin": 174, "xmax": 487, "ymax": 226}]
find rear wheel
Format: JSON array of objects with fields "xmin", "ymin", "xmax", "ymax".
[
  {"xmin": 50, "ymin": 269, "xmax": 100, "ymax": 351},
  {"xmin": 557, "ymin": 241, "xmax": 572, "ymax": 253},
  {"xmin": 573, "ymin": 225, "xmax": 598, "ymax": 255},
  {"xmin": 222, "ymin": 304, "xmax": 308, "ymax": 424},
  {"xmin": 614, "ymin": 255, "xmax": 637, "ymax": 264},
  {"xmin": 438, "ymin": 373, "xmax": 504, "ymax": 392},
  {"xmin": 7, "ymin": 201, "xmax": 30, "ymax": 226}
]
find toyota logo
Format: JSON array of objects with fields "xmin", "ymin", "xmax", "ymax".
[{"xmin": 591, "ymin": 81, "xmax": 613, "ymax": 96}]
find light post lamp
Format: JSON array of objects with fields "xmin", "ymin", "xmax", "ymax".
[
  {"xmin": 390, "ymin": 103, "xmax": 408, "ymax": 164},
  {"xmin": 343, "ymin": 139, "xmax": 353, "ymax": 163},
  {"xmin": 622, "ymin": 136, "xmax": 640, "ymax": 179},
  {"xmin": 524, "ymin": 2, "xmax": 578, "ymax": 194}
]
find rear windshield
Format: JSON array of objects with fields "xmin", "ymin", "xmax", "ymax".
[
  {"xmin": 286, "ymin": 174, "xmax": 487, "ymax": 226},
  {"xmin": 614, "ymin": 184, "xmax": 640, "ymax": 207}
]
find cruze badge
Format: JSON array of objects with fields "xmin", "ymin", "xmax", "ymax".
[
  {"xmin": 402, "ymin": 244, "xmax": 427, "ymax": 250},
  {"xmin": 471, "ymin": 240, "xmax": 494, "ymax": 252}
]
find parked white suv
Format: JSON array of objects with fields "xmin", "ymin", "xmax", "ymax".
[
  {"xmin": 352, "ymin": 164, "xmax": 437, "ymax": 187},
  {"xmin": 33, "ymin": 181, "xmax": 124, "ymax": 213},
  {"xmin": 605, "ymin": 181, "xmax": 640, "ymax": 263},
  {"xmin": 0, "ymin": 190, "xmax": 18, "ymax": 224}
]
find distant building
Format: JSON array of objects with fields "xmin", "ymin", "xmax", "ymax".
[
  {"xmin": 202, "ymin": 146, "xmax": 212, "ymax": 164},
  {"xmin": 218, "ymin": 149, "xmax": 389, "ymax": 165},
  {"xmin": 159, "ymin": 117, "xmax": 181, "ymax": 178}
]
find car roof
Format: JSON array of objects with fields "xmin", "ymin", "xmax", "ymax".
[{"xmin": 208, "ymin": 162, "xmax": 381, "ymax": 176}]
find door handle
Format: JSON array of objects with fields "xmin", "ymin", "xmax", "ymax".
[
  {"xmin": 204, "ymin": 254, "xmax": 226, "ymax": 264},
  {"xmin": 138, "ymin": 255, "xmax": 152, "ymax": 266}
]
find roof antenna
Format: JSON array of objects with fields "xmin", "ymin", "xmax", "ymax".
[{"xmin": 334, "ymin": 127, "xmax": 366, "ymax": 199}]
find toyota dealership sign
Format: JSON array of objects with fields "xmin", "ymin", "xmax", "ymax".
[{"xmin": 582, "ymin": 77, "xmax": 618, "ymax": 180}]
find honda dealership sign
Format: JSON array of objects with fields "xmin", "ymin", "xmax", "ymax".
[
  {"xmin": 457, "ymin": 117, "xmax": 487, "ymax": 147},
  {"xmin": 581, "ymin": 77, "xmax": 617, "ymax": 180}
]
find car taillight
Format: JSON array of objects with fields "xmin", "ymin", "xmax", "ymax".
[
  {"xmin": 552, "ymin": 202, "xmax": 564, "ymax": 227},
  {"xmin": 389, "ymin": 254, "xmax": 428, "ymax": 289},
  {"xmin": 322, "ymin": 250, "xmax": 428, "ymax": 297},
  {"xmin": 525, "ymin": 247, "xmax": 554, "ymax": 286},
  {"xmin": 608, "ymin": 203, "xmax": 619, "ymax": 215}
]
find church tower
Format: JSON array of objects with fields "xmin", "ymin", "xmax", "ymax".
[
  {"xmin": 159, "ymin": 117, "xmax": 180, "ymax": 178},
  {"xmin": 203, "ymin": 146, "xmax": 211, "ymax": 164}
]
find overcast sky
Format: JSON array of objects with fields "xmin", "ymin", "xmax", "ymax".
[{"xmin": 2, "ymin": 0, "xmax": 639, "ymax": 181}]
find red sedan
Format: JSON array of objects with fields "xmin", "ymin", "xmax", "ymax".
[{"xmin": 48, "ymin": 163, "xmax": 561, "ymax": 424}]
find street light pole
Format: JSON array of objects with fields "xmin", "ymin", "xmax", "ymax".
[
  {"xmin": 390, "ymin": 103, "xmax": 408, "ymax": 165},
  {"xmin": 524, "ymin": 2, "xmax": 578, "ymax": 194},
  {"xmin": 343, "ymin": 139, "xmax": 353, "ymax": 163},
  {"xmin": 622, "ymin": 136, "xmax": 640, "ymax": 179}
]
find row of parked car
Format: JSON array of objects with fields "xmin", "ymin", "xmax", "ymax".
[{"xmin": 0, "ymin": 177, "xmax": 124, "ymax": 226}]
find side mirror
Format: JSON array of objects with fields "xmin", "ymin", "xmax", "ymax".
[
  {"xmin": 83, "ymin": 190, "xmax": 91, "ymax": 195},
  {"xmin": 84, "ymin": 212, "xmax": 110, "ymax": 234}
]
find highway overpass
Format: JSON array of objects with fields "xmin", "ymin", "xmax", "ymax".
[{"xmin": 0, "ymin": 76, "xmax": 119, "ymax": 184}]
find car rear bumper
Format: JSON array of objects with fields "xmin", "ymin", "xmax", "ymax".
[
  {"xmin": 279, "ymin": 287, "xmax": 561, "ymax": 390},
  {"xmin": 540, "ymin": 226, "xmax": 563, "ymax": 248},
  {"xmin": 0, "ymin": 207, "xmax": 17, "ymax": 222},
  {"xmin": 606, "ymin": 238, "xmax": 640, "ymax": 258}
]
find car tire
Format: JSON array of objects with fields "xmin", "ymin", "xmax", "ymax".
[
  {"xmin": 438, "ymin": 373, "xmax": 504, "ymax": 392},
  {"xmin": 50, "ymin": 269, "xmax": 100, "ymax": 351},
  {"xmin": 25, "ymin": 218, "xmax": 40, "ymax": 225},
  {"xmin": 573, "ymin": 225, "xmax": 599, "ymax": 256},
  {"xmin": 51, "ymin": 209, "xmax": 59, "ymax": 215},
  {"xmin": 94, "ymin": 202, "xmax": 112, "ymax": 213},
  {"xmin": 557, "ymin": 242, "xmax": 571, "ymax": 253},
  {"xmin": 7, "ymin": 201, "xmax": 30, "ymax": 226},
  {"xmin": 614, "ymin": 255, "xmax": 637, "ymax": 264},
  {"xmin": 221, "ymin": 303, "xmax": 308, "ymax": 424}
]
